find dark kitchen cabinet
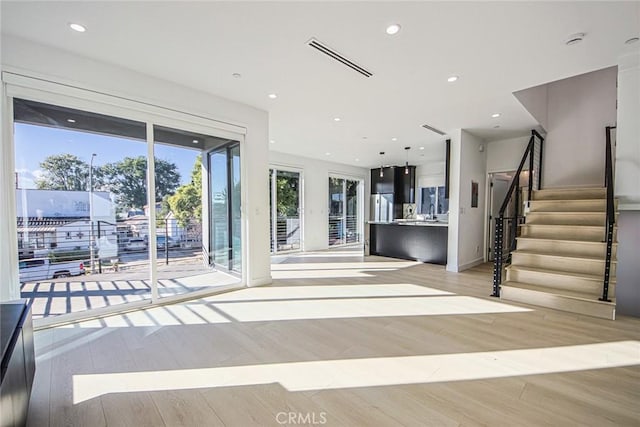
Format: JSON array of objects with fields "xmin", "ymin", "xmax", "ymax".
[
  {"xmin": 371, "ymin": 167, "xmax": 395, "ymax": 194},
  {"xmin": 393, "ymin": 166, "xmax": 416, "ymax": 218},
  {"xmin": 370, "ymin": 166, "xmax": 416, "ymax": 220}
]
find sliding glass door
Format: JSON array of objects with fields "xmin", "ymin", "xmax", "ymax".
[
  {"xmin": 328, "ymin": 176, "xmax": 363, "ymax": 247},
  {"xmin": 208, "ymin": 143, "xmax": 242, "ymax": 272},
  {"xmin": 269, "ymin": 168, "xmax": 302, "ymax": 253}
]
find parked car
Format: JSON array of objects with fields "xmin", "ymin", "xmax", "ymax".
[
  {"xmin": 19, "ymin": 258, "xmax": 85, "ymax": 283},
  {"xmin": 156, "ymin": 235, "xmax": 179, "ymax": 249},
  {"xmin": 124, "ymin": 237, "xmax": 148, "ymax": 252}
]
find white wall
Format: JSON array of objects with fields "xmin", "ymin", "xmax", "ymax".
[
  {"xmin": 446, "ymin": 130, "xmax": 462, "ymax": 272},
  {"xmin": 615, "ymin": 53, "xmax": 640, "ymax": 209},
  {"xmin": 486, "ymin": 136, "xmax": 530, "ymax": 173},
  {"xmin": 514, "ymin": 85, "xmax": 548, "ymax": 131},
  {"xmin": 516, "ymin": 67, "xmax": 617, "ymax": 188},
  {"xmin": 269, "ymin": 151, "xmax": 368, "ymax": 251},
  {"xmin": 1, "ymin": 36, "xmax": 271, "ymax": 300},
  {"xmin": 615, "ymin": 51, "xmax": 640, "ymax": 317},
  {"xmin": 446, "ymin": 130, "xmax": 487, "ymax": 272},
  {"xmin": 415, "ymin": 160, "xmax": 445, "ymax": 188},
  {"xmin": 458, "ymin": 130, "xmax": 487, "ymax": 270}
]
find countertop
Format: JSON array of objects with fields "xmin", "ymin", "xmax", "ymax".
[{"xmin": 368, "ymin": 220, "xmax": 448, "ymax": 227}]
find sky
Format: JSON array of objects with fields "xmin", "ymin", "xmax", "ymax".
[{"xmin": 14, "ymin": 123, "xmax": 199, "ymax": 190}]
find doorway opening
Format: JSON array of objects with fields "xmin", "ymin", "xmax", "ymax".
[{"xmin": 269, "ymin": 168, "xmax": 302, "ymax": 254}]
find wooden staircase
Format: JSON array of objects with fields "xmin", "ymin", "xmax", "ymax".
[{"xmin": 500, "ymin": 187, "xmax": 617, "ymax": 320}]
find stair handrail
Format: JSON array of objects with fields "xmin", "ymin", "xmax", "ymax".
[
  {"xmin": 492, "ymin": 129, "xmax": 545, "ymax": 297},
  {"xmin": 601, "ymin": 125, "xmax": 616, "ymax": 302}
]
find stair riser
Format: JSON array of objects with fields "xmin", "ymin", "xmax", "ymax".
[
  {"xmin": 533, "ymin": 188, "xmax": 606, "ymax": 200},
  {"xmin": 529, "ymin": 200, "xmax": 607, "ymax": 212},
  {"xmin": 516, "ymin": 239, "xmax": 617, "ymax": 258},
  {"xmin": 520, "ymin": 225, "xmax": 615, "ymax": 242},
  {"xmin": 500, "ymin": 286, "xmax": 615, "ymax": 320},
  {"xmin": 511, "ymin": 253, "xmax": 617, "ymax": 276},
  {"xmin": 506, "ymin": 268, "xmax": 614, "ymax": 297},
  {"xmin": 525, "ymin": 212, "xmax": 606, "ymax": 226}
]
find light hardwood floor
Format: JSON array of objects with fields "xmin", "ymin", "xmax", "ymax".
[{"xmin": 27, "ymin": 250, "xmax": 640, "ymax": 426}]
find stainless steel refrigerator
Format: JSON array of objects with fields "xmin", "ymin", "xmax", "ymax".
[{"xmin": 370, "ymin": 194, "xmax": 394, "ymax": 222}]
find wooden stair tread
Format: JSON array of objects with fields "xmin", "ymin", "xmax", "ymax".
[
  {"xmin": 501, "ymin": 281, "xmax": 615, "ymax": 305},
  {"xmin": 511, "ymin": 249, "xmax": 617, "ymax": 263},
  {"xmin": 520, "ymin": 224, "xmax": 607, "ymax": 229},
  {"xmin": 531, "ymin": 199, "xmax": 607, "ymax": 203},
  {"xmin": 506, "ymin": 265, "xmax": 616, "ymax": 282},
  {"xmin": 516, "ymin": 237, "xmax": 618, "ymax": 246},
  {"xmin": 527, "ymin": 211, "xmax": 605, "ymax": 215}
]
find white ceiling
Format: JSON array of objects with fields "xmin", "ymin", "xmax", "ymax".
[{"xmin": 2, "ymin": 1, "xmax": 638, "ymax": 167}]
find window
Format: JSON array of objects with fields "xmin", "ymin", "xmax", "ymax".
[
  {"xmin": 328, "ymin": 177, "xmax": 362, "ymax": 247},
  {"xmin": 419, "ymin": 186, "xmax": 449, "ymax": 217},
  {"xmin": 269, "ymin": 168, "xmax": 302, "ymax": 253},
  {"xmin": 13, "ymin": 98, "xmax": 244, "ymax": 320}
]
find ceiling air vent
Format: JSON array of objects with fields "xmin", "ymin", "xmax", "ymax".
[
  {"xmin": 307, "ymin": 38, "xmax": 373, "ymax": 78},
  {"xmin": 421, "ymin": 124, "xmax": 446, "ymax": 136}
]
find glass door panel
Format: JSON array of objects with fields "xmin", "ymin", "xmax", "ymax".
[
  {"xmin": 271, "ymin": 169, "xmax": 301, "ymax": 253},
  {"xmin": 208, "ymin": 143, "xmax": 241, "ymax": 273},
  {"xmin": 329, "ymin": 177, "xmax": 362, "ymax": 247},
  {"xmin": 209, "ymin": 150, "xmax": 229, "ymax": 268},
  {"xmin": 346, "ymin": 179, "xmax": 359, "ymax": 243},
  {"xmin": 230, "ymin": 144, "xmax": 242, "ymax": 272},
  {"xmin": 328, "ymin": 177, "xmax": 345, "ymax": 246}
]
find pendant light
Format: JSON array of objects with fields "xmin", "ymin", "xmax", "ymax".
[
  {"xmin": 379, "ymin": 152, "xmax": 385, "ymax": 177},
  {"xmin": 404, "ymin": 146, "xmax": 411, "ymax": 174}
]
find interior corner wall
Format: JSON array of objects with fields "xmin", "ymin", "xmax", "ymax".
[
  {"xmin": 614, "ymin": 52, "xmax": 640, "ymax": 318},
  {"xmin": 1, "ymin": 35, "xmax": 272, "ymax": 289},
  {"xmin": 457, "ymin": 130, "xmax": 487, "ymax": 270},
  {"xmin": 514, "ymin": 85, "xmax": 548, "ymax": 131},
  {"xmin": 542, "ymin": 66, "xmax": 618, "ymax": 188},
  {"xmin": 446, "ymin": 130, "xmax": 487, "ymax": 272},
  {"xmin": 486, "ymin": 136, "xmax": 530, "ymax": 173},
  {"xmin": 268, "ymin": 151, "xmax": 369, "ymax": 252},
  {"xmin": 446, "ymin": 130, "xmax": 461, "ymax": 272}
]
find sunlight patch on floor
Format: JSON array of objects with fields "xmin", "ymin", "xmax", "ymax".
[
  {"xmin": 271, "ymin": 261, "xmax": 420, "ymax": 271},
  {"xmin": 210, "ymin": 295, "xmax": 530, "ymax": 322},
  {"xmin": 207, "ymin": 284, "xmax": 452, "ymax": 302},
  {"xmin": 73, "ymin": 340, "xmax": 640, "ymax": 404},
  {"xmin": 271, "ymin": 268, "xmax": 401, "ymax": 279}
]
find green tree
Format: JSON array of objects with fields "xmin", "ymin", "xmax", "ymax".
[
  {"xmin": 97, "ymin": 156, "xmax": 180, "ymax": 211},
  {"xmin": 167, "ymin": 155, "xmax": 202, "ymax": 227},
  {"xmin": 35, "ymin": 154, "xmax": 90, "ymax": 191},
  {"xmin": 276, "ymin": 174, "xmax": 299, "ymax": 217}
]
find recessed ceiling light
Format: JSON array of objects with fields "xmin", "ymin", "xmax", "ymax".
[
  {"xmin": 419, "ymin": 146, "xmax": 425, "ymax": 150},
  {"xmin": 66, "ymin": 119, "xmax": 76, "ymax": 123},
  {"xmin": 325, "ymin": 152, "xmax": 331, "ymax": 156},
  {"xmin": 333, "ymin": 117, "xmax": 341, "ymax": 122},
  {"xmin": 391, "ymin": 137, "xmax": 398, "ymax": 141},
  {"xmin": 268, "ymin": 93, "xmax": 278, "ymax": 99},
  {"xmin": 69, "ymin": 23, "xmax": 86, "ymax": 33},
  {"xmin": 565, "ymin": 32, "xmax": 585, "ymax": 46},
  {"xmin": 447, "ymin": 75, "xmax": 459, "ymax": 83},
  {"xmin": 192, "ymin": 139, "xmax": 199, "ymax": 144},
  {"xmin": 386, "ymin": 24, "xmax": 401, "ymax": 35},
  {"xmin": 355, "ymin": 158, "xmax": 360, "ymax": 162},
  {"xmin": 492, "ymin": 113, "xmax": 501, "ymax": 118},
  {"xmin": 625, "ymin": 37, "xmax": 639, "ymax": 45},
  {"xmin": 232, "ymin": 73, "xmax": 242, "ymax": 79},
  {"xmin": 270, "ymin": 140, "xmax": 275, "ymax": 144}
]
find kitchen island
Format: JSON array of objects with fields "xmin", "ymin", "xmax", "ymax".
[{"xmin": 368, "ymin": 221, "xmax": 448, "ymax": 265}]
